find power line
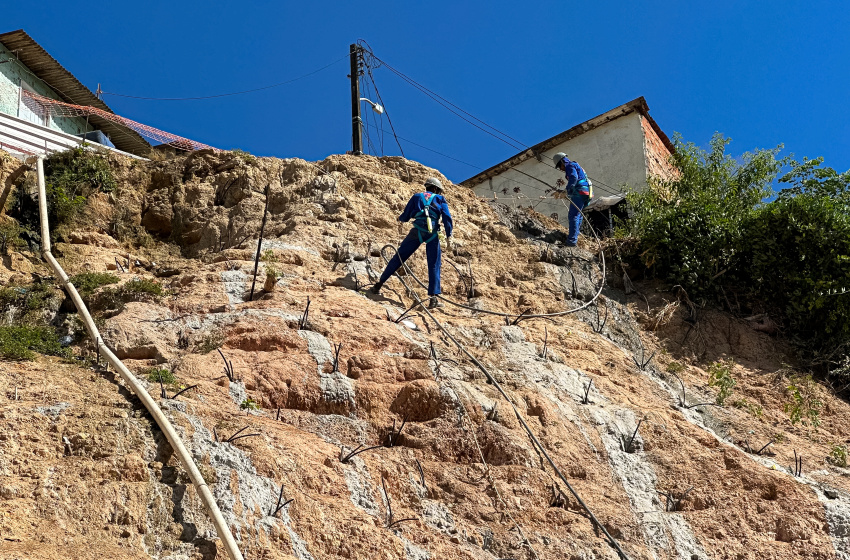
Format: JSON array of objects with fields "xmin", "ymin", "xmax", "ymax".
[
  {"xmin": 362, "ymin": 45, "xmax": 626, "ymax": 196},
  {"xmin": 364, "ymin": 121, "xmax": 481, "ymax": 169},
  {"xmin": 101, "ymin": 55, "xmax": 348, "ymax": 101}
]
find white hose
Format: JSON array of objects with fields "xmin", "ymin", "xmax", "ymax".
[{"xmin": 33, "ymin": 156, "xmax": 244, "ymax": 560}]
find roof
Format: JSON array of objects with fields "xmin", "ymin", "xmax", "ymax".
[
  {"xmin": 0, "ymin": 29, "xmax": 150, "ymax": 156},
  {"xmin": 461, "ymin": 96, "xmax": 674, "ymax": 187}
]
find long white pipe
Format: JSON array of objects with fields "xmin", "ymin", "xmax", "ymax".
[{"xmin": 34, "ymin": 156, "xmax": 244, "ymax": 560}]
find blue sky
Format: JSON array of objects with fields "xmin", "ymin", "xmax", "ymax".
[{"xmin": 4, "ymin": 0, "xmax": 848, "ymax": 183}]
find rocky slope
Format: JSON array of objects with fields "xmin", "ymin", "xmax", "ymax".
[{"xmin": 0, "ymin": 149, "xmax": 849, "ymax": 560}]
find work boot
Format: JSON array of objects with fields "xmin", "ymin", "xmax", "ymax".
[
  {"xmin": 428, "ymin": 296, "xmax": 443, "ymax": 309},
  {"xmin": 371, "ymin": 281, "xmax": 384, "ymax": 295}
]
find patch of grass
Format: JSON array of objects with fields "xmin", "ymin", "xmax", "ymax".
[
  {"xmin": 96, "ymin": 277, "xmax": 166, "ymax": 312},
  {"xmin": 708, "ymin": 360, "xmax": 736, "ymax": 406},
  {"xmin": 0, "ymin": 325, "xmax": 71, "ymax": 361},
  {"xmin": 231, "ymin": 149, "xmax": 256, "ymax": 164},
  {"xmin": 69, "ymin": 272, "xmax": 119, "ymax": 299},
  {"xmin": 666, "ymin": 361, "xmax": 685, "ymax": 375},
  {"xmin": 146, "ymin": 367, "xmax": 177, "ymax": 387},
  {"xmin": 195, "ymin": 330, "xmax": 224, "ymax": 354},
  {"xmin": 732, "ymin": 397, "xmax": 763, "ymax": 418}
]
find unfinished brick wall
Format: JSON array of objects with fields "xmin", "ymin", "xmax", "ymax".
[{"xmin": 640, "ymin": 115, "xmax": 677, "ymax": 183}]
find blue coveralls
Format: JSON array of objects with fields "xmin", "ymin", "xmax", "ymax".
[
  {"xmin": 559, "ymin": 158, "xmax": 592, "ymax": 246},
  {"xmin": 379, "ymin": 192, "xmax": 454, "ymax": 295}
]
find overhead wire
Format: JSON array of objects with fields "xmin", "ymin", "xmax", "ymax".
[
  {"xmin": 361, "ymin": 45, "xmax": 627, "ymax": 198},
  {"xmin": 101, "ymin": 55, "xmax": 348, "ymax": 100}
]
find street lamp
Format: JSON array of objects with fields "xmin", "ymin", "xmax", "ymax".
[{"xmin": 360, "ymin": 98, "xmax": 384, "ymax": 114}]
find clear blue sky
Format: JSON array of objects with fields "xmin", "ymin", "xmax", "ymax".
[{"xmin": 4, "ymin": 0, "xmax": 849, "ymax": 183}]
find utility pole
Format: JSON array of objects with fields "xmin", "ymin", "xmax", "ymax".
[{"xmin": 349, "ymin": 43, "xmax": 362, "ymax": 156}]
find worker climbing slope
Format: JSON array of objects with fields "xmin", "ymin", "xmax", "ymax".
[
  {"xmin": 552, "ymin": 152, "xmax": 593, "ymax": 246},
  {"xmin": 372, "ymin": 177, "xmax": 453, "ymax": 309}
]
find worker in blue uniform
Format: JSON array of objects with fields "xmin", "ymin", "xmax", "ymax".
[
  {"xmin": 371, "ymin": 177, "xmax": 454, "ymax": 309},
  {"xmin": 552, "ymin": 152, "xmax": 593, "ymax": 247}
]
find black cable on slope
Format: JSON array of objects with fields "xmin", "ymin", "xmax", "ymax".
[{"xmin": 379, "ymin": 245, "xmax": 629, "ymax": 560}]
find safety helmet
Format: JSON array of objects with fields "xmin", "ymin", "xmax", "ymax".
[
  {"xmin": 552, "ymin": 152, "xmax": 567, "ymax": 167},
  {"xmin": 424, "ymin": 177, "xmax": 443, "ymax": 192}
]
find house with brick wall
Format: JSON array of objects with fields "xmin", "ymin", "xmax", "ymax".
[{"xmin": 461, "ymin": 97, "xmax": 675, "ymax": 232}]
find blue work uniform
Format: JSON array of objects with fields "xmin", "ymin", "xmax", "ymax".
[
  {"xmin": 558, "ymin": 157, "xmax": 593, "ymax": 246},
  {"xmin": 379, "ymin": 191, "xmax": 454, "ymax": 295}
]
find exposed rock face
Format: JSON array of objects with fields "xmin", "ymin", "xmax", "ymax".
[{"xmin": 1, "ymin": 148, "xmax": 850, "ymax": 560}]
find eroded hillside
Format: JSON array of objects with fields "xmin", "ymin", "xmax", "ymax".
[{"xmin": 0, "ymin": 149, "xmax": 849, "ymax": 560}]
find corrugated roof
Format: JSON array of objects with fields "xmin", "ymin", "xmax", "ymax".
[
  {"xmin": 0, "ymin": 29, "xmax": 150, "ymax": 156},
  {"xmin": 461, "ymin": 97, "xmax": 674, "ymax": 187}
]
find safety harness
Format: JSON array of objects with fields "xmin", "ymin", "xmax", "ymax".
[{"xmin": 413, "ymin": 192, "xmax": 439, "ymax": 244}]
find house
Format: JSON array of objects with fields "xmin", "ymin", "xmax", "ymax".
[
  {"xmin": 0, "ymin": 29, "xmax": 149, "ymax": 158},
  {"xmin": 461, "ymin": 97, "xmax": 675, "ymax": 231}
]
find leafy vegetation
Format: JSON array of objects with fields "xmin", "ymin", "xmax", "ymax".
[
  {"xmin": 784, "ymin": 375, "xmax": 823, "ymax": 429},
  {"xmin": 0, "ymin": 280, "xmax": 59, "ymax": 325},
  {"xmin": 69, "ymin": 272, "xmax": 119, "ymax": 299},
  {"xmin": 10, "ymin": 147, "xmax": 116, "ymax": 241},
  {"xmin": 628, "ymin": 134, "xmax": 850, "ymax": 372},
  {"xmin": 146, "ymin": 367, "xmax": 177, "ymax": 387},
  {"xmin": 829, "ymin": 443, "xmax": 848, "ymax": 468},
  {"xmin": 95, "ymin": 278, "xmax": 166, "ymax": 313},
  {"xmin": 0, "ymin": 325, "xmax": 70, "ymax": 361},
  {"xmin": 240, "ymin": 397, "xmax": 260, "ymax": 411},
  {"xmin": 708, "ymin": 359, "xmax": 736, "ymax": 405}
]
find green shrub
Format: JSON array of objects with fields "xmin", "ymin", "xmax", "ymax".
[
  {"xmin": 666, "ymin": 361, "xmax": 685, "ymax": 374},
  {"xmin": 0, "ymin": 219, "xmax": 25, "ymax": 253},
  {"xmin": 240, "ymin": 397, "xmax": 260, "ymax": 411},
  {"xmin": 95, "ymin": 278, "xmax": 166, "ymax": 312},
  {"xmin": 146, "ymin": 367, "xmax": 177, "ymax": 386},
  {"xmin": 784, "ymin": 375, "xmax": 823, "ymax": 429},
  {"xmin": 0, "ymin": 281, "xmax": 60, "ymax": 325},
  {"xmin": 10, "ymin": 147, "xmax": 116, "ymax": 240},
  {"xmin": 122, "ymin": 278, "xmax": 165, "ymax": 298},
  {"xmin": 732, "ymin": 397, "xmax": 763, "ymax": 418},
  {"xmin": 708, "ymin": 360, "xmax": 736, "ymax": 405},
  {"xmin": 0, "ymin": 325, "xmax": 70, "ymax": 361},
  {"xmin": 69, "ymin": 272, "xmax": 119, "ymax": 299},
  {"xmin": 629, "ymin": 135, "xmax": 850, "ymax": 371},
  {"xmin": 628, "ymin": 133, "xmax": 783, "ymax": 299},
  {"xmin": 829, "ymin": 443, "xmax": 848, "ymax": 468},
  {"xmin": 195, "ymin": 330, "xmax": 224, "ymax": 354},
  {"xmin": 740, "ymin": 158, "xmax": 850, "ymax": 364}
]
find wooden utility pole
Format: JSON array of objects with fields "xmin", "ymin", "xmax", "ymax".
[{"xmin": 349, "ymin": 44, "xmax": 362, "ymax": 155}]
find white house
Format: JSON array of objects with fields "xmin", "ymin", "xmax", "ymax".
[
  {"xmin": 0, "ymin": 29, "xmax": 149, "ymax": 158},
  {"xmin": 461, "ymin": 97, "xmax": 675, "ymax": 229}
]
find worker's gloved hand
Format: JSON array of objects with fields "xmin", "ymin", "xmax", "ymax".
[
  {"xmin": 553, "ymin": 191, "xmax": 567, "ymax": 199},
  {"xmin": 556, "ymin": 178, "xmax": 565, "ymax": 187}
]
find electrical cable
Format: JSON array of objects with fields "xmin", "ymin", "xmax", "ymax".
[
  {"xmin": 359, "ymin": 44, "xmax": 405, "ymax": 158},
  {"xmin": 100, "ymin": 55, "xmax": 348, "ymax": 100},
  {"xmin": 361, "ymin": 45, "xmax": 626, "ymax": 198}
]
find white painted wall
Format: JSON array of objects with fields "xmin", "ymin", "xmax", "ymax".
[{"xmin": 472, "ymin": 112, "xmax": 648, "ymax": 223}]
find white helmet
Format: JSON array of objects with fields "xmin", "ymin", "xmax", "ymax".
[
  {"xmin": 424, "ymin": 177, "xmax": 443, "ymax": 193},
  {"xmin": 552, "ymin": 152, "xmax": 567, "ymax": 167}
]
